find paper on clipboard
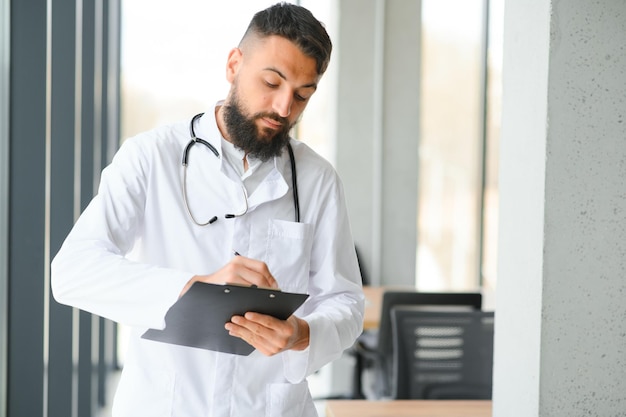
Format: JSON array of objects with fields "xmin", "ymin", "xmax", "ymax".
[{"xmin": 141, "ymin": 282, "xmax": 309, "ymax": 355}]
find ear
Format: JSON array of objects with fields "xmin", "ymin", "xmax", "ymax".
[{"xmin": 225, "ymin": 47, "xmax": 242, "ymax": 84}]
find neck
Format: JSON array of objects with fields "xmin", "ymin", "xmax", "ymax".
[
  {"xmin": 215, "ymin": 105, "xmax": 231, "ymax": 143},
  {"xmin": 243, "ymin": 155, "xmax": 249, "ymax": 172},
  {"xmin": 217, "ymin": 105, "xmax": 249, "ymax": 171}
]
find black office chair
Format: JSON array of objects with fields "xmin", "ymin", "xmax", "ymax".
[
  {"xmin": 390, "ymin": 306, "xmax": 495, "ymax": 400},
  {"xmin": 353, "ymin": 290, "xmax": 482, "ymax": 399}
]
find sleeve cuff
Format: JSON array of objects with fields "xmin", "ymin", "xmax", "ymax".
[{"xmin": 283, "ymin": 346, "xmax": 311, "ymax": 383}]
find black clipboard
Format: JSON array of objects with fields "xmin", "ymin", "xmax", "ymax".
[{"xmin": 141, "ymin": 282, "xmax": 309, "ymax": 355}]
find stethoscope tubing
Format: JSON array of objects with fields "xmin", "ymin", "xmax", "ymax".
[{"xmin": 182, "ymin": 113, "xmax": 300, "ymax": 225}]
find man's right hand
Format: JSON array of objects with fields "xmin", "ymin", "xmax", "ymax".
[{"xmin": 179, "ymin": 254, "xmax": 279, "ymax": 297}]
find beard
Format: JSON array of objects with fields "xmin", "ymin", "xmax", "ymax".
[{"xmin": 222, "ymin": 88, "xmax": 294, "ymax": 162}]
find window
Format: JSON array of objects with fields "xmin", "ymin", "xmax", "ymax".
[
  {"xmin": 120, "ymin": 0, "xmax": 336, "ymax": 163},
  {"xmin": 416, "ymin": 0, "xmax": 503, "ymax": 305}
]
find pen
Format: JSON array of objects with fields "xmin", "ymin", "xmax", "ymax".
[{"xmin": 232, "ymin": 250, "xmax": 255, "ymax": 287}]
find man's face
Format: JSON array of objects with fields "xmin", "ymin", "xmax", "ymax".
[
  {"xmin": 222, "ymin": 35, "xmax": 320, "ymax": 160},
  {"xmin": 222, "ymin": 83, "xmax": 293, "ymax": 162}
]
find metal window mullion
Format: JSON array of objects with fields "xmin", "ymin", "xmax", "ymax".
[
  {"xmin": 371, "ymin": 0, "xmax": 385, "ymax": 286},
  {"xmin": 0, "ymin": 0, "xmax": 10, "ymax": 415},
  {"xmin": 477, "ymin": 0, "xmax": 491, "ymax": 287},
  {"xmin": 46, "ymin": 0, "xmax": 82, "ymax": 415}
]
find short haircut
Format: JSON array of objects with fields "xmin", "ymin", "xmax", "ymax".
[{"xmin": 241, "ymin": 2, "xmax": 332, "ymax": 75}]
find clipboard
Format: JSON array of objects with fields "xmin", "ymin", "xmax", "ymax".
[{"xmin": 141, "ymin": 282, "xmax": 309, "ymax": 355}]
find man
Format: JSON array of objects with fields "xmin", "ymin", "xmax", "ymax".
[{"xmin": 51, "ymin": 3, "xmax": 364, "ymax": 417}]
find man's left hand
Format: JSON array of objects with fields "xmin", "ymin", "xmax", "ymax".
[{"xmin": 225, "ymin": 313, "xmax": 310, "ymax": 356}]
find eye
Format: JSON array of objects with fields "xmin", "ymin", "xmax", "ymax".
[
  {"xmin": 294, "ymin": 94, "xmax": 308, "ymax": 102},
  {"xmin": 264, "ymin": 80, "xmax": 278, "ymax": 88}
]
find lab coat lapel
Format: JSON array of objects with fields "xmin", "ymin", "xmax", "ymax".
[
  {"xmin": 196, "ymin": 108, "xmax": 291, "ymax": 208},
  {"xmin": 247, "ymin": 156, "xmax": 289, "ymax": 208}
]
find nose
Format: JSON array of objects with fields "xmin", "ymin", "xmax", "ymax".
[{"xmin": 272, "ymin": 90, "xmax": 293, "ymax": 118}]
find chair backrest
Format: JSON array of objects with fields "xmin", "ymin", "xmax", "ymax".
[
  {"xmin": 390, "ymin": 306, "xmax": 495, "ymax": 400},
  {"xmin": 377, "ymin": 291, "xmax": 483, "ymax": 359}
]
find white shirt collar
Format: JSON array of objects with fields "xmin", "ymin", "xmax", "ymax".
[{"xmin": 195, "ymin": 101, "xmax": 277, "ymax": 196}]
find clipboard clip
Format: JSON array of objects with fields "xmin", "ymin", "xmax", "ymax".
[
  {"xmin": 223, "ymin": 285, "xmax": 278, "ymax": 298},
  {"xmin": 222, "ymin": 282, "xmax": 281, "ymax": 292}
]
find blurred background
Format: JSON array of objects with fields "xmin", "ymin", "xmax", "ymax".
[
  {"xmin": 1, "ymin": 0, "xmax": 504, "ymax": 415},
  {"xmin": 120, "ymin": 0, "xmax": 503, "ymax": 299},
  {"xmin": 4, "ymin": 1, "xmax": 624, "ymax": 416},
  {"xmin": 122, "ymin": 0, "xmax": 503, "ymax": 407}
]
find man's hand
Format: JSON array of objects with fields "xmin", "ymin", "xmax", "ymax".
[
  {"xmin": 225, "ymin": 313, "xmax": 310, "ymax": 356},
  {"xmin": 180, "ymin": 255, "xmax": 278, "ymax": 297}
]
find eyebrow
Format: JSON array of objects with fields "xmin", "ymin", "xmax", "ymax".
[{"xmin": 264, "ymin": 67, "xmax": 318, "ymax": 91}]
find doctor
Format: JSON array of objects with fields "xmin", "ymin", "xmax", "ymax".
[{"xmin": 51, "ymin": 3, "xmax": 364, "ymax": 417}]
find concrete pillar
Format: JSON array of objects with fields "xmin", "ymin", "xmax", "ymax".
[{"xmin": 494, "ymin": 1, "xmax": 626, "ymax": 415}]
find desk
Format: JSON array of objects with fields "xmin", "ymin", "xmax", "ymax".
[
  {"xmin": 362, "ymin": 286, "xmax": 416, "ymax": 330},
  {"xmin": 325, "ymin": 400, "xmax": 492, "ymax": 417},
  {"xmin": 362, "ymin": 286, "xmax": 384, "ymax": 330}
]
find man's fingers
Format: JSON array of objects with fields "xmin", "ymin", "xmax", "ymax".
[
  {"xmin": 230, "ymin": 256, "xmax": 278, "ymax": 288},
  {"xmin": 190, "ymin": 256, "xmax": 278, "ymax": 290},
  {"xmin": 226, "ymin": 314, "xmax": 289, "ymax": 355}
]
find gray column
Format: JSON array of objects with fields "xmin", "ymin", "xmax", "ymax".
[
  {"xmin": 380, "ymin": 0, "xmax": 420, "ymax": 287},
  {"xmin": 336, "ymin": 0, "xmax": 419, "ymax": 286},
  {"xmin": 336, "ymin": 0, "xmax": 380, "ymax": 284},
  {"xmin": 97, "ymin": 0, "xmax": 121, "ymax": 407},
  {"xmin": 493, "ymin": 1, "xmax": 626, "ymax": 415},
  {"xmin": 77, "ymin": 1, "xmax": 99, "ymax": 416},
  {"xmin": 48, "ymin": 0, "xmax": 81, "ymax": 415},
  {"xmin": 8, "ymin": 1, "xmax": 48, "ymax": 415}
]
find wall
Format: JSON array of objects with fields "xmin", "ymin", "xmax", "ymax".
[{"xmin": 494, "ymin": 1, "xmax": 626, "ymax": 415}]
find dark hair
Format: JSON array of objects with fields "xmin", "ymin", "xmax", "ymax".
[{"xmin": 241, "ymin": 2, "xmax": 332, "ymax": 75}]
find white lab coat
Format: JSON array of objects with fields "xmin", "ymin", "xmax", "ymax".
[{"xmin": 51, "ymin": 109, "xmax": 364, "ymax": 417}]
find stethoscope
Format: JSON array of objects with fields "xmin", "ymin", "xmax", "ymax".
[{"xmin": 182, "ymin": 113, "xmax": 300, "ymax": 226}]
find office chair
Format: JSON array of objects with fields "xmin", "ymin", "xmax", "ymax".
[
  {"xmin": 390, "ymin": 307, "xmax": 495, "ymax": 400},
  {"xmin": 353, "ymin": 290, "xmax": 482, "ymax": 399}
]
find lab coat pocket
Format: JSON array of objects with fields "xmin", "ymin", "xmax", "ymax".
[
  {"xmin": 266, "ymin": 380, "xmax": 316, "ymax": 417},
  {"xmin": 265, "ymin": 219, "xmax": 313, "ymax": 293}
]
